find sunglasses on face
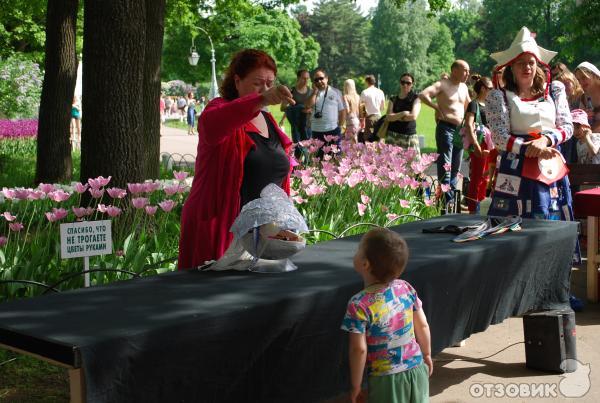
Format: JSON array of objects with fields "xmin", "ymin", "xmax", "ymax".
[
  {"xmin": 400, "ymin": 80, "xmax": 413, "ymax": 85},
  {"xmin": 314, "ymin": 76, "xmax": 325, "ymax": 82}
]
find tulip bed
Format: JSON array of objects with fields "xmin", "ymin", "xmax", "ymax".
[{"xmin": 0, "ymin": 135, "xmax": 445, "ymax": 301}]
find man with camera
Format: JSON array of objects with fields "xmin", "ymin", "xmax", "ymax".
[{"xmin": 306, "ymin": 69, "xmax": 346, "ymax": 149}]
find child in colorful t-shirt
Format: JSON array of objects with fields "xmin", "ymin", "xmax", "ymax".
[{"xmin": 341, "ymin": 228, "xmax": 432, "ymax": 403}]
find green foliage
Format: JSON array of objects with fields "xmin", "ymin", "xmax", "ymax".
[
  {"xmin": 0, "ymin": 55, "xmax": 43, "ymax": 119},
  {"xmin": 440, "ymin": 7, "xmax": 489, "ymax": 76},
  {"xmin": 0, "ymin": 0, "xmax": 47, "ymax": 64},
  {"xmin": 304, "ymin": 0, "xmax": 371, "ymax": 88},
  {"xmin": 371, "ymin": 0, "xmax": 454, "ymax": 94}
]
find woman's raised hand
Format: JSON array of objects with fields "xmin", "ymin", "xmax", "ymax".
[{"xmin": 261, "ymin": 85, "xmax": 295, "ymax": 107}]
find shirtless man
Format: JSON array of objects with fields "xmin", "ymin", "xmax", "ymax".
[{"xmin": 419, "ymin": 60, "xmax": 471, "ymax": 208}]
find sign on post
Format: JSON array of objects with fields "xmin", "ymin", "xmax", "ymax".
[{"xmin": 60, "ymin": 220, "xmax": 113, "ymax": 287}]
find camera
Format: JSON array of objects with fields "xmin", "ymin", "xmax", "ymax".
[{"xmin": 314, "ymin": 112, "xmax": 323, "ymax": 119}]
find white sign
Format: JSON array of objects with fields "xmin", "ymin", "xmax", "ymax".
[{"xmin": 60, "ymin": 220, "xmax": 113, "ymax": 259}]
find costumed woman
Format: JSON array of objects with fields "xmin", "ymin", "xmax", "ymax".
[{"xmin": 178, "ymin": 49, "xmax": 295, "ymax": 270}]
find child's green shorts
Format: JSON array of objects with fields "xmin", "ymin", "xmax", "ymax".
[{"xmin": 368, "ymin": 364, "xmax": 429, "ymax": 403}]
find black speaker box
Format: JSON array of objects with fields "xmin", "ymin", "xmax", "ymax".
[{"xmin": 523, "ymin": 308, "xmax": 577, "ymax": 373}]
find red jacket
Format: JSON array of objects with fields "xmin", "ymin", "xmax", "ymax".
[{"xmin": 178, "ymin": 93, "xmax": 292, "ymax": 269}]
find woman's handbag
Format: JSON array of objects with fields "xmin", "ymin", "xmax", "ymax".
[
  {"xmin": 375, "ymin": 118, "xmax": 390, "ymax": 139},
  {"xmin": 522, "ymin": 151, "xmax": 569, "ymax": 185}
]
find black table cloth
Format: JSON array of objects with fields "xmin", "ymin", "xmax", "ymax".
[{"xmin": 0, "ymin": 215, "xmax": 577, "ymax": 403}]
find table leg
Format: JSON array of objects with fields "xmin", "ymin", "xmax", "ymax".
[
  {"xmin": 69, "ymin": 368, "xmax": 86, "ymax": 403},
  {"xmin": 587, "ymin": 216, "xmax": 599, "ymax": 303}
]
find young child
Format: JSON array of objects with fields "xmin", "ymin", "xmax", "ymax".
[
  {"xmin": 341, "ymin": 228, "xmax": 432, "ymax": 403},
  {"xmin": 571, "ymin": 109, "xmax": 600, "ymax": 164}
]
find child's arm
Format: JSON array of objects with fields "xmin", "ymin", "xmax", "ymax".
[
  {"xmin": 414, "ymin": 309, "xmax": 433, "ymax": 376},
  {"xmin": 348, "ymin": 332, "xmax": 367, "ymax": 403},
  {"xmin": 583, "ymin": 130, "xmax": 600, "ymax": 156}
]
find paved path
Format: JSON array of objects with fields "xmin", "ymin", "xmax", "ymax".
[{"xmin": 160, "ymin": 125, "xmax": 198, "ymax": 158}]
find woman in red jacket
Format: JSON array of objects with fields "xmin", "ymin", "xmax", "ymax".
[{"xmin": 178, "ymin": 49, "xmax": 295, "ymax": 270}]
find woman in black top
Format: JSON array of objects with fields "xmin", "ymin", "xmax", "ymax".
[
  {"xmin": 464, "ymin": 76, "xmax": 494, "ymax": 214},
  {"xmin": 384, "ymin": 73, "xmax": 422, "ymax": 153},
  {"xmin": 240, "ymin": 111, "xmax": 290, "ymax": 207}
]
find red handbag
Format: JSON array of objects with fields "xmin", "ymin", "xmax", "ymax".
[{"xmin": 522, "ymin": 152, "xmax": 569, "ymax": 185}]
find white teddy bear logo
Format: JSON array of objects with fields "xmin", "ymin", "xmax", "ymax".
[{"xmin": 559, "ymin": 359, "xmax": 591, "ymax": 398}]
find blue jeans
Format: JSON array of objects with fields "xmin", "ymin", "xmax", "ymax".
[{"xmin": 436, "ymin": 121, "xmax": 463, "ymax": 206}]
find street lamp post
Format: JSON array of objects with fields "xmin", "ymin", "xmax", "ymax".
[{"xmin": 188, "ymin": 26, "xmax": 218, "ymax": 100}]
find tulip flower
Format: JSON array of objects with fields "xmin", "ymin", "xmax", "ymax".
[
  {"xmin": 48, "ymin": 189, "xmax": 71, "ymax": 202},
  {"xmin": 357, "ymin": 203, "xmax": 366, "ymax": 217},
  {"xmin": 107, "ymin": 187, "xmax": 127, "ymax": 199},
  {"xmin": 145, "ymin": 205, "xmax": 158, "ymax": 216},
  {"xmin": 400, "ymin": 200, "xmax": 410, "ymax": 208},
  {"xmin": 173, "ymin": 171, "xmax": 189, "ymax": 181},
  {"xmin": 360, "ymin": 194, "xmax": 371, "ymax": 205},
  {"xmin": 158, "ymin": 199, "xmax": 176, "ymax": 212},
  {"xmin": 73, "ymin": 182, "xmax": 89, "ymax": 194},
  {"xmin": 89, "ymin": 188, "xmax": 105, "ymax": 199},
  {"xmin": 9, "ymin": 222, "xmax": 24, "ymax": 232},
  {"xmin": 127, "ymin": 183, "xmax": 145, "ymax": 194},
  {"xmin": 88, "ymin": 176, "xmax": 111, "ymax": 189},
  {"xmin": 38, "ymin": 183, "xmax": 56, "ymax": 194},
  {"xmin": 105, "ymin": 205, "xmax": 122, "ymax": 217},
  {"xmin": 0, "ymin": 236, "xmax": 7, "ymax": 247},
  {"xmin": 2, "ymin": 212, "xmax": 17, "ymax": 222},
  {"xmin": 131, "ymin": 197, "xmax": 149, "ymax": 209}
]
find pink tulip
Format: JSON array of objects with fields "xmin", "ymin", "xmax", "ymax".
[
  {"xmin": 400, "ymin": 200, "xmax": 410, "ymax": 208},
  {"xmin": 324, "ymin": 135, "xmax": 339, "ymax": 143},
  {"xmin": 173, "ymin": 171, "xmax": 189, "ymax": 181},
  {"xmin": 145, "ymin": 205, "xmax": 158, "ymax": 216},
  {"xmin": 158, "ymin": 199, "xmax": 176, "ymax": 212},
  {"xmin": 85, "ymin": 207, "xmax": 95, "ymax": 216},
  {"xmin": 361, "ymin": 194, "xmax": 371, "ymax": 205},
  {"xmin": 127, "ymin": 183, "xmax": 145, "ymax": 194},
  {"xmin": 72, "ymin": 207, "xmax": 88, "ymax": 218},
  {"xmin": 97, "ymin": 204, "xmax": 107, "ymax": 213},
  {"xmin": 322, "ymin": 146, "xmax": 332, "ymax": 154},
  {"xmin": 440, "ymin": 184, "xmax": 451, "ymax": 193},
  {"xmin": 131, "ymin": 197, "xmax": 149, "ymax": 209},
  {"xmin": 9, "ymin": 222, "xmax": 24, "ymax": 232},
  {"xmin": 89, "ymin": 188, "xmax": 105, "ymax": 199},
  {"xmin": 73, "ymin": 182, "xmax": 89, "ymax": 194},
  {"xmin": 357, "ymin": 203, "xmax": 366, "ymax": 217},
  {"xmin": 107, "ymin": 187, "xmax": 127, "ymax": 199},
  {"xmin": 2, "ymin": 212, "xmax": 16, "ymax": 222},
  {"xmin": 27, "ymin": 190, "xmax": 44, "ymax": 200},
  {"xmin": 292, "ymin": 196, "xmax": 306, "ymax": 204},
  {"xmin": 425, "ymin": 199, "xmax": 434, "ymax": 207},
  {"xmin": 143, "ymin": 182, "xmax": 161, "ymax": 193},
  {"xmin": 45, "ymin": 208, "xmax": 68, "ymax": 223},
  {"xmin": 386, "ymin": 213, "xmax": 399, "ymax": 221},
  {"xmin": 305, "ymin": 184, "xmax": 326, "ymax": 196},
  {"xmin": 163, "ymin": 183, "xmax": 184, "ymax": 196},
  {"xmin": 115, "ymin": 249, "xmax": 124, "ymax": 257},
  {"xmin": 2, "ymin": 188, "xmax": 16, "ymax": 199},
  {"xmin": 48, "ymin": 189, "xmax": 71, "ymax": 202},
  {"xmin": 105, "ymin": 205, "xmax": 122, "ymax": 217},
  {"xmin": 443, "ymin": 163, "xmax": 451, "ymax": 172},
  {"xmin": 88, "ymin": 175, "xmax": 111, "ymax": 189},
  {"xmin": 13, "ymin": 188, "xmax": 31, "ymax": 200},
  {"xmin": 38, "ymin": 183, "xmax": 56, "ymax": 194},
  {"xmin": 0, "ymin": 236, "xmax": 7, "ymax": 247}
]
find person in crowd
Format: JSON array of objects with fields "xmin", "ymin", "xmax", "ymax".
[
  {"xmin": 359, "ymin": 75, "xmax": 385, "ymax": 141},
  {"xmin": 486, "ymin": 27, "xmax": 575, "ymax": 222},
  {"xmin": 384, "ymin": 73, "xmax": 421, "ymax": 153},
  {"xmin": 178, "ymin": 49, "xmax": 295, "ymax": 269},
  {"xmin": 186, "ymin": 92, "xmax": 196, "ymax": 135},
  {"xmin": 70, "ymin": 96, "xmax": 81, "ymax": 149},
  {"xmin": 304, "ymin": 68, "xmax": 346, "ymax": 148},
  {"xmin": 197, "ymin": 96, "xmax": 206, "ymax": 114},
  {"xmin": 165, "ymin": 96, "xmax": 173, "ymax": 118},
  {"xmin": 279, "ymin": 69, "xmax": 313, "ymax": 155},
  {"xmin": 571, "ymin": 109, "xmax": 600, "ymax": 164},
  {"xmin": 159, "ymin": 94, "xmax": 166, "ymax": 124},
  {"xmin": 553, "ymin": 67, "xmax": 586, "ymax": 163},
  {"xmin": 342, "ymin": 228, "xmax": 432, "ymax": 403},
  {"xmin": 574, "ymin": 62, "xmax": 600, "ymax": 131},
  {"xmin": 419, "ymin": 60, "xmax": 471, "ymax": 209},
  {"xmin": 343, "ymin": 79, "xmax": 361, "ymax": 142},
  {"xmin": 464, "ymin": 76, "xmax": 494, "ymax": 214},
  {"xmin": 170, "ymin": 97, "xmax": 178, "ymax": 116},
  {"xmin": 177, "ymin": 95, "xmax": 187, "ymax": 122}
]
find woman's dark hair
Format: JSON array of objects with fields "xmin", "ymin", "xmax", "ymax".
[
  {"xmin": 365, "ymin": 75, "xmax": 376, "ymax": 85},
  {"xmin": 503, "ymin": 64, "xmax": 546, "ymax": 98},
  {"xmin": 296, "ymin": 69, "xmax": 309, "ymax": 78},
  {"xmin": 219, "ymin": 49, "xmax": 277, "ymax": 100},
  {"xmin": 361, "ymin": 228, "xmax": 409, "ymax": 283},
  {"xmin": 473, "ymin": 76, "xmax": 492, "ymax": 96},
  {"xmin": 400, "ymin": 73, "xmax": 414, "ymax": 84}
]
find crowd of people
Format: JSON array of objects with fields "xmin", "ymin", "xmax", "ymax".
[
  {"xmin": 176, "ymin": 26, "xmax": 599, "ymax": 402},
  {"xmin": 159, "ymin": 93, "xmax": 206, "ymax": 135}
]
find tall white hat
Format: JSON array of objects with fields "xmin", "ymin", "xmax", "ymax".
[{"xmin": 491, "ymin": 27, "xmax": 557, "ymax": 67}]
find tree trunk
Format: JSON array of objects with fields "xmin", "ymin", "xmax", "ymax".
[
  {"xmin": 81, "ymin": 0, "xmax": 165, "ymax": 187},
  {"xmin": 35, "ymin": 0, "xmax": 79, "ymax": 185},
  {"xmin": 142, "ymin": 0, "xmax": 166, "ymax": 179}
]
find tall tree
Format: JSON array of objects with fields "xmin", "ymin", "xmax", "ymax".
[
  {"xmin": 440, "ymin": 7, "xmax": 488, "ymax": 76},
  {"xmin": 35, "ymin": 0, "xmax": 79, "ymax": 184},
  {"xmin": 371, "ymin": 0, "xmax": 453, "ymax": 94},
  {"xmin": 81, "ymin": 0, "xmax": 165, "ymax": 187},
  {"xmin": 304, "ymin": 0, "xmax": 371, "ymax": 87}
]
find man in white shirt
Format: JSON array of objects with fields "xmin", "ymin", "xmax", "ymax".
[
  {"xmin": 306, "ymin": 69, "xmax": 346, "ymax": 150},
  {"xmin": 359, "ymin": 75, "xmax": 385, "ymax": 141}
]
